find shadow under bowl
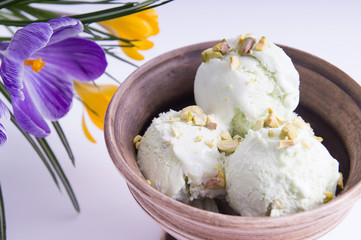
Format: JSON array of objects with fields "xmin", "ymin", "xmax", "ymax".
[{"xmin": 104, "ymin": 41, "xmax": 361, "ymax": 240}]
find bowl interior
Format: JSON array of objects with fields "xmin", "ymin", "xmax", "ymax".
[{"xmin": 104, "ymin": 41, "xmax": 361, "ymax": 239}]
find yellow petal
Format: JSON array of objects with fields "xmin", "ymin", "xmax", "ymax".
[
  {"xmin": 82, "ymin": 114, "xmax": 96, "ymax": 143},
  {"xmin": 98, "ymin": 8, "xmax": 159, "ymax": 61},
  {"xmin": 74, "ymin": 81, "xmax": 118, "ymax": 130}
]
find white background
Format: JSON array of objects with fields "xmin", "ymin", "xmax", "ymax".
[{"xmin": 1, "ymin": 0, "xmax": 361, "ymax": 239}]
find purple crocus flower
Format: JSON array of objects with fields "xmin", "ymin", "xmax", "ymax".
[
  {"xmin": 0, "ymin": 100, "xmax": 10, "ymax": 145},
  {"xmin": 0, "ymin": 17, "xmax": 107, "ymax": 137}
]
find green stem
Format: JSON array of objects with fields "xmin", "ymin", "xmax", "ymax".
[
  {"xmin": 52, "ymin": 121, "xmax": 75, "ymax": 166},
  {"xmin": 0, "ymin": 0, "xmax": 24, "ymax": 9},
  {"xmin": 85, "ymin": 26, "xmax": 134, "ymax": 44},
  {"xmin": 104, "ymin": 49, "xmax": 138, "ymax": 68},
  {"xmin": 36, "ymin": 138, "xmax": 80, "ymax": 212},
  {"xmin": 0, "ymin": 183, "xmax": 6, "ymax": 240}
]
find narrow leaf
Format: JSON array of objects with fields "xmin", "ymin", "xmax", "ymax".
[
  {"xmin": 52, "ymin": 121, "xmax": 75, "ymax": 166},
  {"xmin": 104, "ymin": 49, "xmax": 138, "ymax": 68},
  {"xmin": 36, "ymin": 138, "xmax": 80, "ymax": 212},
  {"xmin": 0, "ymin": 183, "xmax": 6, "ymax": 240}
]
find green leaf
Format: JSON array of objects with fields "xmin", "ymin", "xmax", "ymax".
[
  {"xmin": 36, "ymin": 138, "xmax": 80, "ymax": 212},
  {"xmin": 0, "ymin": 183, "xmax": 6, "ymax": 240},
  {"xmin": 0, "ymin": 0, "xmax": 24, "ymax": 9},
  {"xmin": 104, "ymin": 49, "xmax": 138, "ymax": 68},
  {"xmin": 52, "ymin": 121, "xmax": 75, "ymax": 166}
]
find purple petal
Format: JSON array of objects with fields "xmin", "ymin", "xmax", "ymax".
[
  {"xmin": 23, "ymin": 65, "xmax": 73, "ymax": 120},
  {"xmin": 35, "ymin": 37, "xmax": 107, "ymax": 81},
  {"xmin": 0, "ymin": 57, "xmax": 25, "ymax": 99},
  {"xmin": 47, "ymin": 17, "xmax": 83, "ymax": 45},
  {"xmin": 0, "ymin": 123, "xmax": 7, "ymax": 146},
  {"xmin": 0, "ymin": 100, "xmax": 10, "ymax": 120},
  {"xmin": 5, "ymin": 22, "xmax": 52, "ymax": 62},
  {"xmin": 12, "ymin": 88, "xmax": 50, "ymax": 138},
  {"xmin": 0, "ymin": 41, "xmax": 9, "ymax": 51}
]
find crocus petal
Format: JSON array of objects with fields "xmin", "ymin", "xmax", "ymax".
[
  {"xmin": 5, "ymin": 22, "xmax": 52, "ymax": 62},
  {"xmin": 0, "ymin": 100, "xmax": 10, "ymax": 120},
  {"xmin": 121, "ymin": 39, "xmax": 154, "ymax": 61},
  {"xmin": 34, "ymin": 37, "xmax": 107, "ymax": 82},
  {"xmin": 0, "ymin": 57, "xmax": 25, "ymax": 99},
  {"xmin": 12, "ymin": 88, "xmax": 50, "ymax": 138},
  {"xmin": 82, "ymin": 114, "xmax": 96, "ymax": 143},
  {"xmin": 0, "ymin": 123, "xmax": 7, "ymax": 146},
  {"xmin": 23, "ymin": 66, "xmax": 73, "ymax": 120},
  {"xmin": 74, "ymin": 81, "xmax": 118, "ymax": 130},
  {"xmin": 0, "ymin": 41, "xmax": 9, "ymax": 51},
  {"xmin": 47, "ymin": 17, "xmax": 83, "ymax": 45}
]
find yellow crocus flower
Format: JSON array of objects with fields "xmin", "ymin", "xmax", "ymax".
[
  {"xmin": 74, "ymin": 81, "xmax": 118, "ymax": 143},
  {"xmin": 99, "ymin": 9, "xmax": 159, "ymax": 61}
]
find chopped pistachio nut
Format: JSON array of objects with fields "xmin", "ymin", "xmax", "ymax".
[
  {"xmin": 180, "ymin": 105, "xmax": 204, "ymax": 120},
  {"xmin": 135, "ymin": 141, "xmax": 141, "ymax": 150},
  {"xmin": 195, "ymin": 136, "xmax": 203, "ymax": 142},
  {"xmin": 133, "ymin": 135, "xmax": 142, "ymax": 144},
  {"xmin": 230, "ymin": 55, "xmax": 240, "ymax": 70},
  {"xmin": 238, "ymin": 37, "xmax": 256, "ymax": 56},
  {"xmin": 220, "ymin": 131, "xmax": 232, "ymax": 140},
  {"xmin": 205, "ymin": 139, "xmax": 214, "ymax": 148},
  {"xmin": 193, "ymin": 114, "xmax": 207, "ymax": 126},
  {"xmin": 315, "ymin": 136, "xmax": 323, "ymax": 142},
  {"xmin": 146, "ymin": 179, "xmax": 152, "ymax": 186},
  {"xmin": 166, "ymin": 140, "xmax": 172, "ymax": 146},
  {"xmin": 302, "ymin": 140, "xmax": 312, "ymax": 149},
  {"xmin": 254, "ymin": 119, "xmax": 265, "ymax": 130},
  {"xmin": 254, "ymin": 36, "xmax": 267, "ymax": 51},
  {"xmin": 205, "ymin": 170, "xmax": 226, "ymax": 190},
  {"xmin": 225, "ymin": 97, "xmax": 228, "ymax": 102},
  {"xmin": 205, "ymin": 114, "xmax": 218, "ymax": 130},
  {"xmin": 201, "ymin": 47, "xmax": 223, "ymax": 62},
  {"xmin": 268, "ymin": 130, "xmax": 275, "ymax": 137},
  {"xmin": 323, "ymin": 191, "xmax": 334, "ymax": 203},
  {"xmin": 214, "ymin": 163, "xmax": 222, "ymax": 170},
  {"xmin": 292, "ymin": 117, "xmax": 308, "ymax": 129},
  {"xmin": 171, "ymin": 126, "xmax": 182, "ymax": 138},
  {"xmin": 271, "ymin": 199, "xmax": 283, "ymax": 210},
  {"xmin": 187, "ymin": 111, "xmax": 193, "ymax": 122},
  {"xmin": 277, "ymin": 139, "xmax": 295, "ymax": 149},
  {"xmin": 217, "ymin": 139, "xmax": 239, "ymax": 153},
  {"xmin": 279, "ymin": 124, "xmax": 298, "ymax": 140},
  {"xmin": 237, "ymin": 35, "xmax": 245, "ymax": 44},
  {"xmin": 169, "ymin": 116, "xmax": 180, "ymax": 122},
  {"xmin": 213, "ymin": 41, "xmax": 230, "ymax": 54},
  {"xmin": 338, "ymin": 172, "xmax": 344, "ymax": 190},
  {"xmin": 264, "ymin": 111, "xmax": 280, "ymax": 128}
]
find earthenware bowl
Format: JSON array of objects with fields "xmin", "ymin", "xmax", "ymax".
[{"xmin": 104, "ymin": 41, "xmax": 361, "ymax": 240}]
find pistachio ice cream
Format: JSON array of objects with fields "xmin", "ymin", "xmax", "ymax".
[
  {"xmin": 136, "ymin": 106, "xmax": 227, "ymax": 202},
  {"xmin": 225, "ymin": 114, "xmax": 340, "ymax": 217},
  {"xmin": 194, "ymin": 34, "xmax": 299, "ymax": 137}
]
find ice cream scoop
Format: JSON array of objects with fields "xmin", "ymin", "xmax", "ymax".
[
  {"xmin": 225, "ymin": 115, "xmax": 340, "ymax": 217},
  {"xmin": 137, "ymin": 107, "xmax": 227, "ymax": 202},
  {"xmin": 194, "ymin": 34, "xmax": 300, "ymax": 137}
]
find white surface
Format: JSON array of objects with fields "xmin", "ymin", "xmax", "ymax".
[{"xmin": 0, "ymin": 0, "xmax": 361, "ymax": 239}]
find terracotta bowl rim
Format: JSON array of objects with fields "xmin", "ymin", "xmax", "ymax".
[{"xmin": 104, "ymin": 41, "xmax": 361, "ymax": 224}]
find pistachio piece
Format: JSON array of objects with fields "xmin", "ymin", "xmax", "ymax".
[
  {"xmin": 135, "ymin": 141, "xmax": 141, "ymax": 150},
  {"xmin": 205, "ymin": 114, "xmax": 218, "ymax": 130},
  {"xmin": 279, "ymin": 124, "xmax": 298, "ymax": 140},
  {"xmin": 315, "ymin": 136, "xmax": 323, "ymax": 142},
  {"xmin": 205, "ymin": 170, "xmax": 226, "ymax": 190},
  {"xmin": 193, "ymin": 113, "xmax": 207, "ymax": 126},
  {"xmin": 271, "ymin": 199, "xmax": 283, "ymax": 210},
  {"xmin": 292, "ymin": 117, "xmax": 308, "ymax": 129},
  {"xmin": 146, "ymin": 179, "xmax": 152, "ymax": 186},
  {"xmin": 323, "ymin": 191, "xmax": 334, "ymax": 203},
  {"xmin": 254, "ymin": 36, "xmax": 267, "ymax": 51},
  {"xmin": 230, "ymin": 55, "xmax": 240, "ymax": 70},
  {"xmin": 338, "ymin": 172, "xmax": 344, "ymax": 190},
  {"xmin": 195, "ymin": 136, "xmax": 203, "ymax": 142},
  {"xmin": 201, "ymin": 48, "xmax": 223, "ymax": 62},
  {"xmin": 238, "ymin": 37, "xmax": 256, "ymax": 56},
  {"xmin": 268, "ymin": 130, "xmax": 275, "ymax": 137},
  {"xmin": 264, "ymin": 112, "xmax": 280, "ymax": 128},
  {"xmin": 217, "ymin": 139, "xmax": 239, "ymax": 153},
  {"xmin": 214, "ymin": 163, "xmax": 222, "ymax": 170},
  {"xmin": 133, "ymin": 135, "xmax": 142, "ymax": 144},
  {"xmin": 302, "ymin": 140, "xmax": 312, "ymax": 149},
  {"xmin": 171, "ymin": 126, "xmax": 182, "ymax": 138},
  {"xmin": 236, "ymin": 34, "xmax": 245, "ymax": 45},
  {"xmin": 169, "ymin": 116, "xmax": 180, "ymax": 122},
  {"xmin": 213, "ymin": 41, "xmax": 230, "ymax": 54},
  {"xmin": 277, "ymin": 139, "xmax": 295, "ymax": 149},
  {"xmin": 180, "ymin": 105, "xmax": 204, "ymax": 121},
  {"xmin": 254, "ymin": 119, "xmax": 264, "ymax": 130},
  {"xmin": 205, "ymin": 139, "xmax": 214, "ymax": 148},
  {"xmin": 220, "ymin": 131, "xmax": 232, "ymax": 140}
]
